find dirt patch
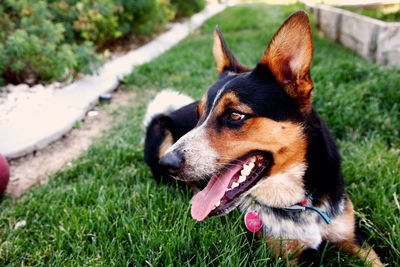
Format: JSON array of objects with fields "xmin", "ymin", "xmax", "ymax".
[{"xmin": 6, "ymin": 89, "xmax": 137, "ymax": 198}]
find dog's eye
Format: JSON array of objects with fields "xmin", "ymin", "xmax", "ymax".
[{"xmin": 229, "ymin": 112, "xmax": 245, "ymax": 121}]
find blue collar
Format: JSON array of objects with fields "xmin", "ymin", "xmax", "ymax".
[{"xmin": 280, "ymin": 200, "xmax": 331, "ymax": 224}]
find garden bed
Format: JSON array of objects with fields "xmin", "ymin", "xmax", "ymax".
[{"xmin": 302, "ymin": 0, "xmax": 400, "ymax": 67}]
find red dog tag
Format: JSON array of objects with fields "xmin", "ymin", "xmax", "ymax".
[{"xmin": 244, "ymin": 211, "xmax": 263, "ymax": 232}]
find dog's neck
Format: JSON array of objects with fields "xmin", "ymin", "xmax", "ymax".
[{"xmin": 303, "ymin": 108, "xmax": 345, "ymax": 210}]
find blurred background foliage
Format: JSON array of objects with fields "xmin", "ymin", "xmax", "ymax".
[{"xmin": 0, "ymin": 0, "xmax": 205, "ymax": 85}]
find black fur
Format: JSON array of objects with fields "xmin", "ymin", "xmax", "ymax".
[
  {"xmin": 144, "ymin": 114, "xmax": 173, "ymax": 181},
  {"xmin": 167, "ymin": 101, "xmax": 200, "ymax": 140},
  {"xmin": 302, "ymin": 109, "xmax": 345, "ymax": 213},
  {"xmin": 298, "ymin": 247, "xmax": 321, "ymax": 266},
  {"xmin": 144, "ymin": 101, "xmax": 198, "ymax": 182}
]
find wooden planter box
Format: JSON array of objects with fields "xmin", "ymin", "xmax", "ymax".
[{"xmin": 302, "ymin": 1, "xmax": 400, "ymax": 67}]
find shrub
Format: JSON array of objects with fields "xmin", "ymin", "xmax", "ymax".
[
  {"xmin": 0, "ymin": 0, "xmax": 206, "ymax": 85},
  {"xmin": 49, "ymin": 0, "xmax": 123, "ymax": 46},
  {"xmin": 48, "ymin": 0, "xmax": 176, "ymax": 45},
  {"xmin": 0, "ymin": 0, "xmax": 101, "ymax": 84},
  {"xmin": 171, "ymin": 0, "xmax": 206, "ymax": 19}
]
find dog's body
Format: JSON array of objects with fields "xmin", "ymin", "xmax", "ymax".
[{"xmin": 144, "ymin": 11, "xmax": 382, "ymax": 266}]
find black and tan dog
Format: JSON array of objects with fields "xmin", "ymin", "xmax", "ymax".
[{"xmin": 143, "ymin": 11, "xmax": 382, "ymax": 266}]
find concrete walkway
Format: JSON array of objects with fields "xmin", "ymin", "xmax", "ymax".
[{"xmin": 0, "ymin": 3, "xmax": 226, "ymax": 159}]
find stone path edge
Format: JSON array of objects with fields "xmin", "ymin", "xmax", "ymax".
[{"xmin": 0, "ymin": 3, "xmax": 227, "ymax": 160}]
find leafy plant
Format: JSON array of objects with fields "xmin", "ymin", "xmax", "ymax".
[
  {"xmin": 0, "ymin": 0, "xmax": 101, "ymax": 84},
  {"xmin": 171, "ymin": 0, "xmax": 206, "ymax": 18},
  {"xmin": 0, "ymin": 0, "xmax": 206, "ymax": 85}
]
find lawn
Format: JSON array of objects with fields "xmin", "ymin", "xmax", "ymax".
[
  {"xmin": 1, "ymin": 3, "xmax": 399, "ymax": 266},
  {"xmin": 343, "ymin": 4, "xmax": 400, "ymax": 22}
]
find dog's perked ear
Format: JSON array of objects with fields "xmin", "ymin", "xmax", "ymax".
[
  {"xmin": 258, "ymin": 11, "xmax": 314, "ymax": 111},
  {"xmin": 213, "ymin": 26, "xmax": 250, "ymax": 75}
]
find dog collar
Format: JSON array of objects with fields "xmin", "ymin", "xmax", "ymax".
[
  {"xmin": 244, "ymin": 199, "xmax": 331, "ymax": 232},
  {"xmin": 281, "ymin": 199, "xmax": 332, "ymax": 224}
]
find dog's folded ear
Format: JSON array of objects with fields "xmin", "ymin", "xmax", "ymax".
[
  {"xmin": 258, "ymin": 11, "xmax": 314, "ymax": 111},
  {"xmin": 213, "ymin": 26, "xmax": 250, "ymax": 75}
]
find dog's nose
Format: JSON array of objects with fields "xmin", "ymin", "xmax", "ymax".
[{"xmin": 159, "ymin": 151, "xmax": 184, "ymax": 175}]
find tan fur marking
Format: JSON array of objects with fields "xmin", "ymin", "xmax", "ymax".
[
  {"xmin": 325, "ymin": 199, "xmax": 383, "ymax": 266},
  {"xmin": 213, "ymin": 27, "xmax": 250, "ymax": 74},
  {"xmin": 158, "ymin": 131, "xmax": 174, "ymax": 158},
  {"xmin": 207, "ymin": 114, "xmax": 307, "ymax": 175},
  {"xmin": 323, "ymin": 199, "xmax": 356, "ymax": 242},
  {"xmin": 197, "ymin": 94, "xmax": 207, "ymax": 118},
  {"xmin": 212, "ymin": 91, "xmax": 238, "ymax": 116},
  {"xmin": 212, "ymin": 92, "xmax": 253, "ymax": 116},
  {"xmin": 334, "ymin": 240, "xmax": 382, "ymax": 267},
  {"xmin": 213, "ymin": 29, "xmax": 230, "ymax": 73}
]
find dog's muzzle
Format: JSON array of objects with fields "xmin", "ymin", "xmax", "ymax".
[{"xmin": 159, "ymin": 151, "xmax": 184, "ymax": 176}]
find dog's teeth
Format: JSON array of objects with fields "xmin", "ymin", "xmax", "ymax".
[
  {"xmin": 226, "ymin": 187, "xmax": 232, "ymax": 192},
  {"xmin": 249, "ymin": 157, "xmax": 256, "ymax": 163},
  {"xmin": 248, "ymin": 162, "xmax": 255, "ymax": 168},
  {"xmin": 241, "ymin": 167, "xmax": 251, "ymax": 176},
  {"xmin": 215, "ymin": 200, "xmax": 221, "ymax": 207},
  {"xmin": 238, "ymin": 176, "xmax": 246, "ymax": 183},
  {"xmin": 232, "ymin": 182, "xmax": 239, "ymax": 188}
]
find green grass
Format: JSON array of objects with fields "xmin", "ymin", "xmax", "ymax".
[
  {"xmin": 1, "ymin": 3, "xmax": 399, "ymax": 266},
  {"xmin": 343, "ymin": 5, "xmax": 400, "ymax": 22}
]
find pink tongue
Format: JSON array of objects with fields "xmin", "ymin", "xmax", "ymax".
[{"xmin": 191, "ymin": 163, "xmax": 244, "ymax": 221}]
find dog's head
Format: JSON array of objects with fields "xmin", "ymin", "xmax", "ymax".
[{"xmin": 161, "ymin": 11, "xmax": 314, "ymax": 221}]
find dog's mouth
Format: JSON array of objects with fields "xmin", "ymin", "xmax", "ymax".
[{"xmin": 191, "ymin": 153, "xmax": 270, "ymax": 221}]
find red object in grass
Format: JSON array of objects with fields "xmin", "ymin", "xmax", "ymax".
[{"xmin": 0, "ymin": 154, "xmax": 10, "ymax": 194}]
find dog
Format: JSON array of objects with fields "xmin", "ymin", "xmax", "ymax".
[{"xmin": 143, "ymin": 11, "xmax": 382, "ymax": 266}]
